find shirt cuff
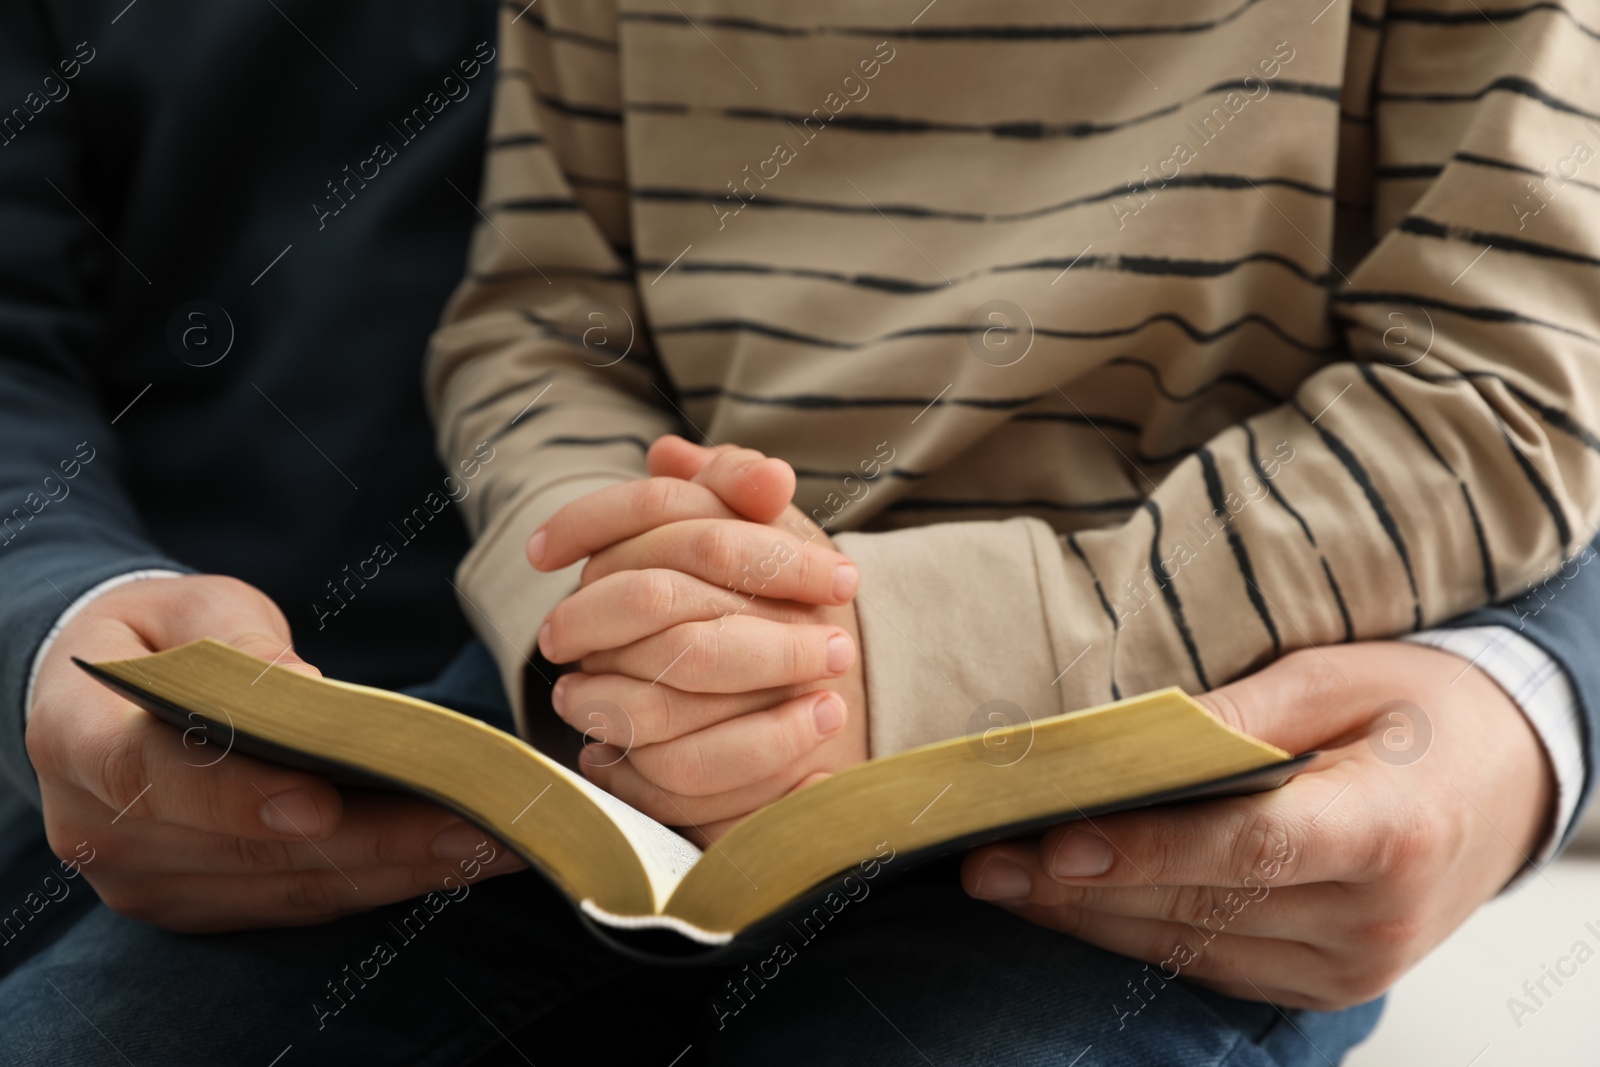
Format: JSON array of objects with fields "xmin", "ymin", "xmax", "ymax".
[
  {"xmin": 23, "ymin": 569, "xmax": 187, "ymax": 722},
  {"xmin": 1403, "ymin": 625, "xmax": 1584, "ymax": 872}
]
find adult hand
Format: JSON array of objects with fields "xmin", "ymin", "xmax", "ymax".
[
  {"xmin": 26, "ymin": 574, "xmax": 522, "ymax": 933},
  {"xmin": 961, "ymin": 642, "xmax": 1555, "ymax": 1010},
  {"xmin": 531, "ymin": 437, "xmax": 870, "ymax": 841}
]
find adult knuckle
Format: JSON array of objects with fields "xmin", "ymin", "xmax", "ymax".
[
  {"xmin": 1171, "ymin": 883, "xmax": 1231, "ymax": 930},
  {"xmin": 227, "ymin": 833, "xmax": 294, "ymax": 874},
  {"xmin": 1230, "ymin": 810, "xmax": 1301, "ymax": 884},
  {"xmin": 368, "ymin": 822, "xmax": 423, "ymax": 868},
  {"xmin": 1366, "ymin": 809, "xmax": 1436, "ymax": 879},
  {"xmin": 92, "ymin": 728, "xmax": 149, "ymax": 814},
  {"xmin": 1140, "ymin": 819, "xmax": 1192, "ymax": 885},
  {"xmin": 282, "ymin": 870, "xmax": 343, "ymax": 916}
]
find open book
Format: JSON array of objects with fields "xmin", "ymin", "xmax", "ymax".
[{"xmin": 79, "ymin": 640, "xmax": 1306, "ymax": 958}]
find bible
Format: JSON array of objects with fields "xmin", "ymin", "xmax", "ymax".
[{"xmin": 78, "ymin": 639, "xmax": 1307, "ymax": 960}]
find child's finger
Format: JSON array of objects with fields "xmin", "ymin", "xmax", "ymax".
[
  {"xmin": 580, "ymin": 616, "xmax": 855, "ymax": 694},
  {"xmin": 550, "ymin": 671, "xmax": 792, "ymax": 745},
  {"xmin": 623, "ymin": 690, "xmax": 846, "ymax": 797},
  {"xmin": 648, "ymin": 435, "xmax": 794, "ymax": 523},
  {"xmin": 528, "ymin": 478, "xmax": 740, "ymax": 571},
  {"xmin": 577, "ymin": 745, "xmax": 810, "ymax": 826},
  {"xmin": 541, "ymin": 567, "xmax": 811, "ymax": 663}
]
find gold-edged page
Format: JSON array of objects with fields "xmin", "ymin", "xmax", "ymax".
[
  {"xmin": 91, "ymin": 640, "xmax": 660, "ymax": 917},
  {"xmin": 665, "ymin": 689, "xmax": 1288, "ymax": 936}
]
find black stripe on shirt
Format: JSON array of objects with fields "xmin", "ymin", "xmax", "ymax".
[
  {"xmin": 488, "ymin": 132, "xmax": 546, "ymax": 149},
  {"xmin": 619, "ymin": 0, "xmax": 1266, "ymax": 41},
  {"xmin": 1333, "ymin": 291, "xmax": 1600, "ymax": 348},
  {"xmin": 887, "ymin": 495, "xmax": 1143, "ymax": 514},
  {"xmin": 1459, "ymin": 482, "xmax": 1500, "ymax": 600},
  {"xmin": 1377, "ymin": 76, "xmax": 1600, "ymax": 125},
  {"xmin": 1068, "ymin": 531, "xmax": 1121, "ymax": 633},
  {"xmin": 655, "ymin": 310, "xmax": 1336, "ymax": 356},
  {"xmin": 1144, "ymin": 500, "xmax": 1211, "ymax": 690},
  {"xmin": 537, "ymin": 434, "xmax": 651, "ymax": 452},
  {"xmin": 503, "ymin": 3, "xmax": 620, "ymax": 50},
  {"xmin": 1320, "ymin": 557, "xmax": 1356, "ymax": 642},
  {"xmin": 1387, "ymin": 2, "xmax": 1600, "ymax": 42},
  {"xmin": 1357, "ymin": 365, "xmax": 1498, "ymax": 600},
  {"xmin": 1198, "ymin": 446, "xmax": 1281, "ymax": 656},
  {"xmin": 499, "ymin": 72, "xmax": 624, "ymax": 123},
  {"xmin": 638, "ymin": 249, "xmax": 1336, "ymax": 295},
  {"xmin": 1245, "ymin": 423, "xmax": 1316, "ymax": 545},
  {"xmin": 1068, "ymin": 531, "xmax": 1124, "ymax": 702},
  {"xmin": 677, "ymin": 386, "xmax": 1035, "ymax": 411},
  {"xmin": 635, "ymin": 171, "xmax": 1335, "ymax": 225},
  {"xmin": 488, "ymin": 197, "xmax": 582, "ymax": 212},
  {"xmin": 1109, "ymin": 357, "xmax": 1282, "ymax": 405},
  {"xmin": 1297, "ymin": 404, "xmax": 1424, "ymax": 630},
  {"xmin": 1455, "ymin": 151, "xmax": 1600, "ymax": 197},
  {"xmin": 689, "ymin": 78, "xmax": 1337, "ymax": 141},
  {"xmin": 1377, "ymin": 163, "xmax": 1443, "ymax": 180},
  {"xmin": 1400, "ymin": 216, "xmax": 1600, "ymax": 271}
]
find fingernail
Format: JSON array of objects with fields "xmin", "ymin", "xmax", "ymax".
[
  {"xmin": 832, "ymin": 563, "xmax": 859, "ymax": 600},
  {"xmin": 527, "ymin": 529, "xmax": 548, "ymax": 568},
  {"xmin": 432, "ymin": 822, "xmax": 489, "ymax": 862},
  {"xmin": 826, "ymin": 633, "xmax": 854, "ymax": 674},
  {"xmin": 972, "ymin": 858, "xmax": 1032, "ymax": 901},
  {"xmin": 812, "ymin": 692, "xmax": 845, "ymax": 736},
  {"xmin": 537, "ymin": 622, "xmax": 553, "ymax": 658},
  {"xmin": 1050, "ymin": 831, "xmax": 1114, "ymax": 879},
  {"xmin": 260, "ymin": 789, "xmax": 322, "ymax": 837},
  {"xmin": 551, "ymin": 673, "xmax": 570, "ymax": 713}
]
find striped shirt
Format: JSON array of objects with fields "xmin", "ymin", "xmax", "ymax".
[{"xmin": 428, "ymin": 0, "xmax": 1600, "ymax": 754}]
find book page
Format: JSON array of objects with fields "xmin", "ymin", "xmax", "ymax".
[{"xmin": 555, "ymin": 763, "xmax": 703, "ymax": 907}]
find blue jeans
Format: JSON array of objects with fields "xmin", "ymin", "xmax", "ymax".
[{"xmin": 0, "ymin": 642, "xmax": 1382, "ymax": 1065}]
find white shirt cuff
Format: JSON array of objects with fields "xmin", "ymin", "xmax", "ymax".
[
  {"xmin": 1404, "ymin": 626, "xmax": 1585, "ymax": 871},
  {"xmin": 23, "ymin": 570, "xmax": 187, "ymax": 723}
]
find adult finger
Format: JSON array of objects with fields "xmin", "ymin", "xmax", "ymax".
[
  {"xmin": 551, "ymin": 672, "xmax": 793, "ymax": 746},
  {"xmin": 959, "ymin": 841, "xmax": 1350, "ymax": 945},
  {"xmin": 583, "ymin": 519, "xmax": 857, "ymax": 605},
  {"xmin": 538, "ymin": 568, "xmax": 809, "ymax": 663},
  {"xmin": 529, "ymin": 478, "xmax": 741, "ymax": 572},
  {"xmin": 580, "ymin": 615, "xmax": 855, "ymax": 693},
  {"xmin": 97, "ymin": 847, "xmax": 524, "ymax": 933},
  {"xmin": 1192, "ymin": 642, "xmax": 1465, "ymax": 756},
  {"xmin": 134, "ymin": 573, "xmax": 321, "ymax": 679},
  {"xmin": 623, "ymin": 690, "xmax": 847, "ymax": 796},
  {"xmin": 989, "ymin": 757, "xmax": 1389, "ymax": 890},
  {"xmin": 45, "ymin": 704, "xmax": 346, "ymax": 843},
  {"xmin": 82, "ymin": 791, "xmax": 516, "ymax": 876}
]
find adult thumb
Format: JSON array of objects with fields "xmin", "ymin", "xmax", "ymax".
[
  {"xmin": 169, "ymin": 577, "xmax": 322, "ymax": 680},
  {"xmin": 1189, "ymin": 647, "xmax": 1371, "ymax": 756}
]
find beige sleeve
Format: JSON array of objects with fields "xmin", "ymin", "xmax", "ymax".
[
  {"xmin": 426, "ymin": 11, "xmax": 676, "ymax": 732},
  {"xmin": 837, "ymin": 8, "xmax": 1600, "ymax": 756}
]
